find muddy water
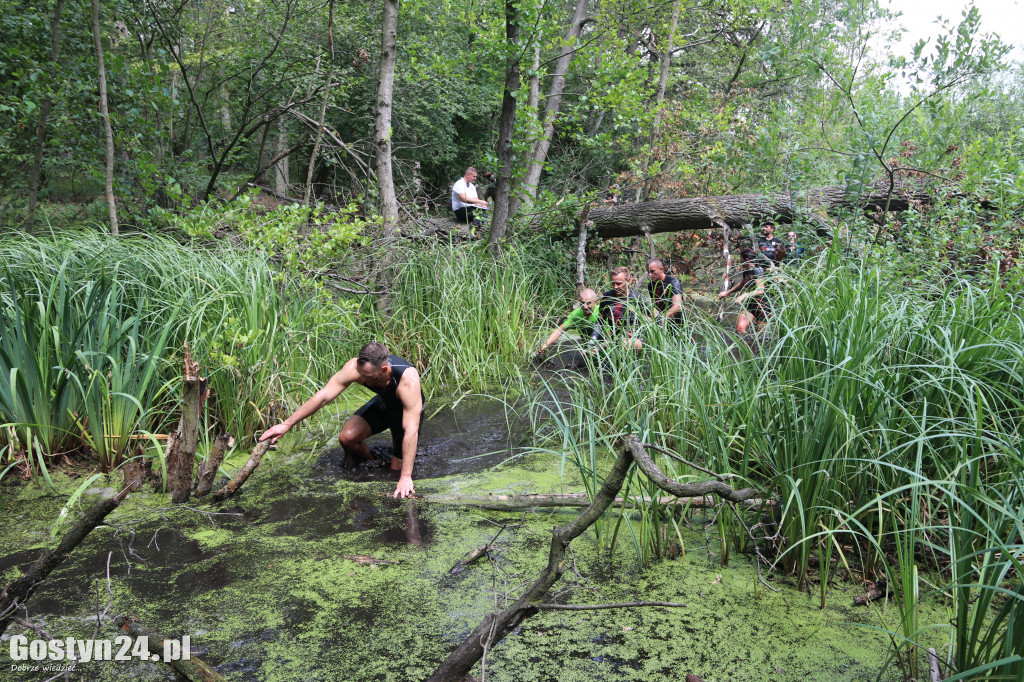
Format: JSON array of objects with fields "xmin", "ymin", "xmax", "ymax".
[
  {"xmin": 0, "ymin": 395, "xmax": 922, "ymax": 682},
  {"xmin": 313, "ymin": 394, "xmax": 530, "ymax": 483}
]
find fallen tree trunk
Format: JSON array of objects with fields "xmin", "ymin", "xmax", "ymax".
[
  {"xmin": 582, "ymin": 180, "xmax": 935, "ymax": 239},
  {"xmin": 211, "ymin": 441, "xmax": 270, "ymax": 502},
  {"xmin": 422, "ymin": 492, "xmax": 769, "ymax": 511},
  {"xmin": 113, "ymin": 615, "xmax": 224, "ymax": 682},
  {"xmin": 426, "ymin": 436, "xmax": 758, "ymax": 682},
  {"xmin": 0, "ymin": 484, "xmax": 136, "ymax": 636}
]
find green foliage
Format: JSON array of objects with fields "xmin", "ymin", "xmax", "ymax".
[
  {"xmin": 384, "ymin": 239, "xmax": 571, "ymax": 388},
  {"xmin": 524, "ymin": 251, "xmax": 1023, "ymax": 669}
]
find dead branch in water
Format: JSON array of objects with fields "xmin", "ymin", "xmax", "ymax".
[
  {"xmin": 426, "ymin": 436, "xmax": 759, "ymax": 682},
  {"xmin": 113, "ymin": 615, "xmax": 224, "ymax": 682},
  {"xmin": 211, "ymin": 441, "xmax": 270, "ymax": 502},
  {"xmin": 423, "ymin": 492, "xmax": 768, "ymax": 511},
  {"xmin": 0, "ymin": 484, "xmax": 136, "ymax": 636}
]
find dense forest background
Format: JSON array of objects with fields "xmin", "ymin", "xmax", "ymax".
[{"xmin": 1, "ymin": 0, "xmax": 1021, "ymax": 252}]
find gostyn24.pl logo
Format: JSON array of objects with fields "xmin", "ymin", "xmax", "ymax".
[{"xmin": 8, "ymin": 634, "xmax": 191, "ymax": 668}]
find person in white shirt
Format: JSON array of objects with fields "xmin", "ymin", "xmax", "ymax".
[{"xmin": 451, "ymin": 167, "xmax": 490, "ymax": 227}]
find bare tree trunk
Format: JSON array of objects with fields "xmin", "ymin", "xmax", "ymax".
[
  {"xmin": 374, "ymin": 0, "xmax": 400, "ymax": 237},
  {"xmin": 486, "ymin": 0, "xmax": 521, "ymax": 254},
  {"xmin": 527, "ymin": 43, "xmax": 540, "ymax": 113},
  {"xmin": 26, "ymin": 0, "xmax": 65, "ymax": 232},
  {"xmin": 576, "ymin": 204, "xmax": 590, "ymax": 287},
  {"xmin": 511, "ymin": 0, "xmax": 589, "ymax": 218},
  {"xmin": 274, "ymin": 121, "xmax": 290, "ymax": 196},
  {"xmin": 92, "ymin": 0, "xmax": 118, "ymax": 235},
  {"xmin": 640, "ymin": 0, "xmax": 681, "ymax": 203},
  {"xmin": 166, "ymin": 344, "xmax": 205, "ymax": 505},
  {"xmin": 304, "ymin": 0, "xmax": 336, "ymax": 207},
  {"xmin": 220, "ymin": 83, "xmax": 231, "ymax": 131}
]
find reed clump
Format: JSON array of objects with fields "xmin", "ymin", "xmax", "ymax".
[{"xmin": 527, "ymin": 252, "xmax": 1023, "ymax": 678}]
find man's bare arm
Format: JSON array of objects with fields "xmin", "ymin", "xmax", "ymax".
[
  {"xmin": 666, "ymin": 293, "xmax": 683, "ymax": 319},
  {"xmin": 392, "ymin": 368, "xmax": 423, "ymax": 499},
  {"xmin": 259, "ymin": 359, "xmax": 358, "ymax": 443}
]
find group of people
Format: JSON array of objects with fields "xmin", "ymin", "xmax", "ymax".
[
  {"xmin": 540, "ymin": 222, "xmax": 803, "ymax": 352},
  {"xmin": 257, "ymin": 222, "xmax": 803, "ymax": 500},
  {"xmin": 538, "ymin": 258, "xmax": 688, "ymax": 356}
]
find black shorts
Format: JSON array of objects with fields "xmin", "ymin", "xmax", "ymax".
[
  {"xmin": 354, "ymin": 396, "xmax": 423, "ymax": 460},
  {"xmin": 746, "ymin": 296, "xmax": 772, "ymax": 322}
]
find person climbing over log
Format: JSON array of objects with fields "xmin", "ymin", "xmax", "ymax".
[
  {"xmin": 592, "ymin": 266, "xmax": 645, "ymax": 350},
  {"xmin": 259, "ymin": 342, "xmax": 424, "ymax": 499},
  {"xmin": 718, "ymin": 248, "xmax": 771, "ymax": 334},
  {"xmin": 537, "ymin": 288, "xmax": 600, "ymax": 357},
  {"xmin": 646, "ymin": 258, "xmax": 683, "ymax": 327},
  {"xmin": 757, "ymin": 221, "xmax": 784, "ymax": 264}
]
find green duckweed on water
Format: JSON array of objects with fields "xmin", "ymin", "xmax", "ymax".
[{"xmin": 0, "ymin": 399, "xmax": 947, "ymax": 681}]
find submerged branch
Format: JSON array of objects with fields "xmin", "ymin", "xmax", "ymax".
[
  {"xmin": 427, "ymin": 436, "xmax": 760, "ymax": 682},
  {"xmin": 538, "ymin": 601, "xmax": 687, "ymax": 611},
  {"xmin": 422, "ymin": 492, "xmax": 768, "ymax": 510},
  {"xmin": 0, "ymin": 483, "xmax": 136, "ymax": 637}
]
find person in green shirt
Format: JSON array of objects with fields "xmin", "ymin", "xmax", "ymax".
[{"xmin": 537, "ymin": 288, "xmax": 599, "ymax": 357}]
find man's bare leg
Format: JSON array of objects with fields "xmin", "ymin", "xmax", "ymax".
[
  {"xmin": 339, "ymin": 415, "xmax": 373, "ymax": 462},
  {"xmin": 389, "ymin": 456, "xmax": 402, "ymax": 471}
]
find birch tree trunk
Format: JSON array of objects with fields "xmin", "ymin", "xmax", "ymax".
[
  {"xmin": 26, "ymin": 0, "xmax": 64, "ymax": 232},
  {"xmin": 511, "ymin": 0, "xmax": 590, "ymax": 218},
  {"xmin": 92, "ymin": 0, "xmax": 118, "ymax": 235},
  {"xmin": 486, "ymin": 0, "xmax": 521, "ymax": 253},
  {"xmin": 374, "ymin": 0, "xmax": 400, "ymax": 237},
  {"xmin": 274, "ymin": 122, "xmax": 290, "ymax": 196}
]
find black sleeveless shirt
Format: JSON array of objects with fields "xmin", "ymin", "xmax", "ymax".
[{"xmin": 365, "ymin": 355, "xmax": 423, "ymax": 413}]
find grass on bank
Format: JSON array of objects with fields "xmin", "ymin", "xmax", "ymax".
[{"xmin": 525, "ymin": 250, "xmax": 1023, "ymax": 678}]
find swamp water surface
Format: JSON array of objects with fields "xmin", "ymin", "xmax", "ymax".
[{"xmin": 1, "ymin": 395, "xmax": 924, "ymax": 681}]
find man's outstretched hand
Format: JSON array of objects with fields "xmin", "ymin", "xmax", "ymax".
[
  {"xmin": 259, "ymin": 423, "xmax": 290, "ymax": 444},
  {"xmin": 393, "ymin": 475, "xmax": 415, "ymax": 499}
]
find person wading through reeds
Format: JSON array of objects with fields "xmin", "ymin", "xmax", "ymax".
[{"xmin": 259, "ymin": 342, "xmax": 424, "ymax": 499}]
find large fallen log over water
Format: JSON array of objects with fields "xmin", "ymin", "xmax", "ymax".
[{"xmin": 583, "ymin": 179, "xmax": 935, "ymax": 239}]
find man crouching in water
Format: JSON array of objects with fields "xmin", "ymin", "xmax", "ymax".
[{"xmin": 259, "ymin": 342, "xmax": 424, "ymax": 499}]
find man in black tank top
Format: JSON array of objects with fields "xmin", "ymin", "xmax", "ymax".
[{"xmin": 260, "ymin": 342, "xmax": 425, "ymax": 499}]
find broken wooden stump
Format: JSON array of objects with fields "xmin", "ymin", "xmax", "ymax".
[
  {"xmin": 194, "ymin": 433, "xmax": 232, "ymax": 498},
  {"xmin": 0, "ymin": 484, "xmax": 136, "ymax": 636},
  {"xmin": 113, "ymin": 615, "xmax": 224, "ymax": 682},
  {"xmin": 167, "ymin": 342, "xmax": 207, "ymax": 504},
  {"xmin": 211, "ymin": 441, "xmax": 270, "ymax": 502}
]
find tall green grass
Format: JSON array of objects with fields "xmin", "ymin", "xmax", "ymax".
[
  {"xmin": 0, "ymin": 232, "xmax": 572, "ymax": 480},
  {"xmin": 383, "ymin": 240, "xmax": 569, "ymax": 387},
  {"xmin": 524, "ymin": 252, "xmax": 1023, "ymax": 672}
]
